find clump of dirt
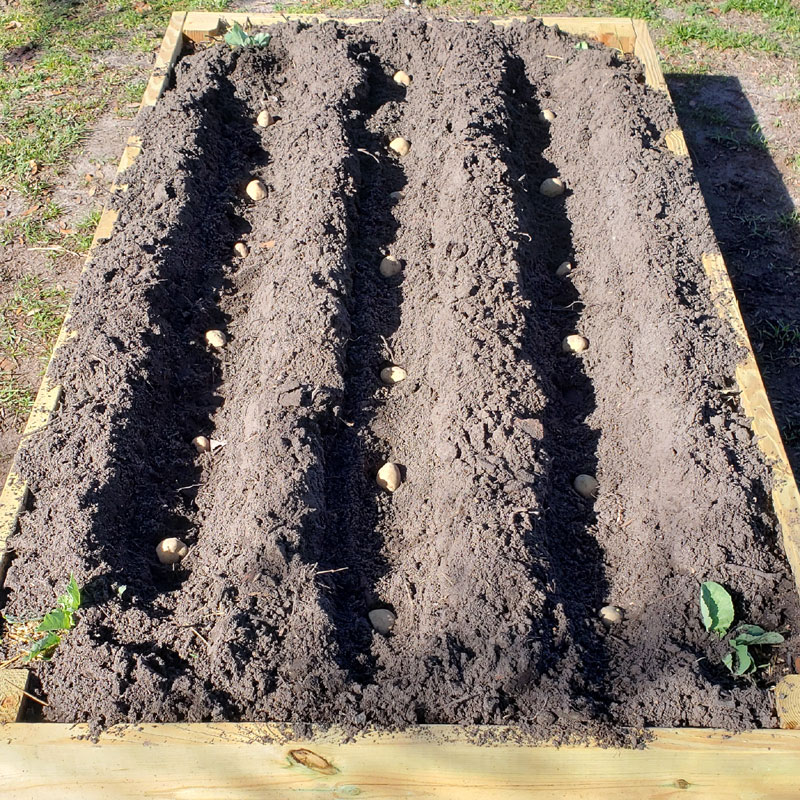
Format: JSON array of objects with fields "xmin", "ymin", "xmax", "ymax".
[{"xmin": 2, "ymin": 15, "xmax": 798, "ymax": 742}]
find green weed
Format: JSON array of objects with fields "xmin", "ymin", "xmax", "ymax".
[
  {"xmin": 2, "ymin": 575, "xmax": 82, "ymax": 662},
  {"xmin": 699, "ymin": 581, "xmax": 784, "ymax": 676}
]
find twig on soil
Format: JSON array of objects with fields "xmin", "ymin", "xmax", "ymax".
[
  {"xmin": 356, "ymin": 148, "xmax": 380, "ymax": 163},
  {"xmin": 176, "ymin": 483, "xmax": 205, "ymax": 493},
  {"xmin": 314, "ymin": 567, "xmax": 349, "ymax": 576},
  {"xmin": 27, "ymin": 245, "xmax": 83, "ymax": 258},
  {"xmin": 726, "ymin": 563, "xmax": 781, "ymax": 579},
  {"xmin": 21, "ymin": 689, "xmax": 49, "ymax": 707},
  {"xmin": 545, "ymin": 54, "xmax": 564, "ymax": 60},
  {"xmin": 380, "ymin": 335, "xmax": 396, "ymax": 362},
  {"xmin": 190, "ymin": 627, "xmax": 209, "ymax": 647}
]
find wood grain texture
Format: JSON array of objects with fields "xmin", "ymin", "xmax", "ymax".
[
  {"xmin": 0, "ymin": 670, "xmax": 27, "ymax": 723},
  {"xmin": 0, "ymin": 723, "xmax": 799, "ymax": 799},
  {"xmin": 664, "ymin": 129, "xmax": 689, "ymax": 157},
  {"xmin": 776, "ymin": 676, "xmax": 800, "ymax": 729},
  {"xmin": 141, "ymin": 11, "xmax": 186, "ymax": 108}
]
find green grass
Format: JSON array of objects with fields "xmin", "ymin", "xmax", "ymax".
[
  {"xmin": 0, "ymin": 275, "xmax": 68, "ymax": 360},
  {"xmin": 0, "ymin": 0, "xmax": 231, "ymax": 219},
  {"xmin": 663, "ymin": 18, "xmax": 782, "ymax": 52},
  {"xmin": 0, "ymin": 377, "xmax": 34, "ymax": 421},
  {"xmin": 722, "ymin": 0, "xmax": 800, "ymax": 35},
  {"xmin": 760, "ymin": 319, "xmax": 800, "ymax": 352},
  {"xmin": 777, "ymin": 209, "xmax": 800, "ymax": 230}
]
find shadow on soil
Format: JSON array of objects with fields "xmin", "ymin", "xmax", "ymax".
[
  {"xmin": 503, "ymin": 54, "xmax": 610, "ymax": 719},
  {"xmin": 56, "ymin": 65, "xmax": 266, "ymax": 716},
  {"xmin": 309, "ymin": 50, "xmax": 406, "ymax": 685},
  {"xmin": 668, "ymin": 73, "xmax": 800, "ymax": 475}
]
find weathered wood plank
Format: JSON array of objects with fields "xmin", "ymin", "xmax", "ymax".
[
  {"xmin": 0, "ymin": 670, "xmax": 27, "ymax": 723},
  {"xmin": 702, "ymin": 253, "xmax": 800, "ymax": 598},
  {"xmin": 776, "ymin": 675, "xmax": 800, "ymax": 730},
  {"xmin": 141, "ymin": 11, "xmax": 186, "ymax": 107},
  {"xmin": 0, "ymin": 724, "xmax": 799, "ymax": 799}
]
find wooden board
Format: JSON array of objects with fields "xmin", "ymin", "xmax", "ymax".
[
  {"xmin": 0, "ymin": 723, "xmax": 800, "ymax": 799},
  {"xmin": 0, "ymin": 14, "xmax": 799, "ymax": 795}
]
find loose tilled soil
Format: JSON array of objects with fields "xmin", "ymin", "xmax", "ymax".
[{"xmin": 2, "ymin": 15, "xmax": 799, "ymax": 742}]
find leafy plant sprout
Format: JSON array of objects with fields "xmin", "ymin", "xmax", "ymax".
[
  {"xmin": 1, "ymin": 575, "xmax": 82, "ymax": 664},
  {"xmin": 224, "ymin": 22, "xmax": 271, "ymax": 49},
  {"xmin": 699, "ymin": 580, "xmax": 784, "ymax": 676}
]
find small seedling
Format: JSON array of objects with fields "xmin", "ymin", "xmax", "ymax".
[
  {"xmin": 224, "ymin": 22, "xmax": 271, "ymax": 48},
  {"xmin": 700, "ymin": 580, "xmax": 735, "ymax": 636},
  {"xmin": 23, "ymin": 574, "xmax": 81, "ymax": 662},
  {"xmin": 575, "ymin": 41, "xmax": 590, "ymax": 50},
  {"xmin": 722, "ymin": 624, "xmax": 785, "ymax": 676},
  {"xmin": 699, "ymin": 581, "xmax": 784, "ymax": 676}
]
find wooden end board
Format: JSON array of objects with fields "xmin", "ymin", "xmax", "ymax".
[
  {"xmin": 0, "ymin": 14, "xmax": 799, "ymax": 795},
  {"xmin": 1, "ymin": 723, "xmax": 800, "ymax": 799}
]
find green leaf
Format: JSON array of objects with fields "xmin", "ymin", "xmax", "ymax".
[
  {"xmin": 23, "ymin": 632, "xmax": 61, "ymax": 662},
  {"xmin": 575, "ymin": 41, "xmax": 589, "ymax": 50},
  {"xmin": 732, "ymin": 643, "xmax": 754, "ymax": 675},
  {"xmin": 700, "ymin": 581, "xmax": 735, "ymax": 636},
  {"xmin": 57, "ymin": 574, "xmax": 81, "ymax": 613},
  {"xmin": 252, "ymin": 32, "xmax": 272, "ymax": 47},
  {"xmin": 38, "ymin": 609, "xmax": 71, "ymax": 632},
  {"xmin": 731, "ymin": 624, "xmax": 785, "ymax": 647},
  {"xmin": 224, "ymin": 22, "xmax": 250, "ymax": 47}
]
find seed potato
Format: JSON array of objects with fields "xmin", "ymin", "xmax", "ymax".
[
  {"xmin": 192, "ymin": 435, "xmax": 211, "ymax": 453},
  {"xmin": 369, "ymin": 608, "xmax": 396, "ymax": 635},
  {"xmin": 555, "ymin": 261, "xmax": 572, "ymax": 278},
  {"xmin": 377, "ymin": 462, "xmax": 402, "ymax": 492},
  {"xmin": 573, "ymin": 474, "xmax": 599, "ymax": 498},
  {"xmin": 393, "ymin": 70, "xmax": 411, "ymax": 87},
  {"xmin": 540, "ymin": 177, "xmax": 565, "ymax": 197},
  {"xmin": 379, "ymin": 255, "xmax": 402, "ymax": 277},
  {"xmin": 562, "ymin": 334, "xmax": 588, "ymax": 353},
  {"xmin": 245, "ymin": 179, "xmax": 267, "ymax": 202},
  {"xmin": 256, "ymin": 110, "xmax": 275, "ymax": 127},
  {"xmin": 156, "ymin": 537, "xmax": 188, "ymax": 565},
  {"xmin": 600, "ymin": 605, "xmax": 624, "ymax": 625},
  {"xmin": 380, "ymin": 365, "xmax": 407, "ymax": 385},
  {"xmin": 389, "ymin": 137, "xmax": 411, "ymax": 157},
  {"xmin": 205, "ymin": 329, "xmax": 228, "ymax": 349},
  {"xmin": 539, "ymin": 109, "xmax": 556, "ymax": 123},
  {"xmin": 234, "ymin": 242, "xmax": 249, "ymax": 258}
]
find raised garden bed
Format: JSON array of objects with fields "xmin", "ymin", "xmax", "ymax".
[{"xmin": 1, "ymin": 11, "xmax": 800, "ymax": 797}]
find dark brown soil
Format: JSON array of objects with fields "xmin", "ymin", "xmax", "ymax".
[{"xmin": 2, "ymin": 15, "xmax": 799, "ymax": 741}]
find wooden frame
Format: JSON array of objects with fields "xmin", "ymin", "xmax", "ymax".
[{"xmin": 1, "ymin": 12, "xmax": 799, "ymax": 796}]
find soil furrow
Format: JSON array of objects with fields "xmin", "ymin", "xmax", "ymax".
[
  {"xmin": 349, "ymin": 20, "xmax": 611, "ymax": 735},
  {"xmin": 166, "ymin": 31, "xmax": 372, "ymax": 722}
]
